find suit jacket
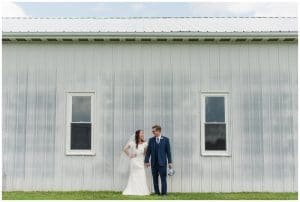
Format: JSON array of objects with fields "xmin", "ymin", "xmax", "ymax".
[{"xmin": 144, "ymin": 135, "xmax": 172, "ymax": 167}]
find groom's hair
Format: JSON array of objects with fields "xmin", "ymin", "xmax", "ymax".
[{"xmin": 152, "ymin": 125, "xmax": 161, "ymax": 132}]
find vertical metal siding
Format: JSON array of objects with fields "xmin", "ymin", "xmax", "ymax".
[{"xmin": 2, "ymin": 41, "xmax": 297, "ymax": 192}]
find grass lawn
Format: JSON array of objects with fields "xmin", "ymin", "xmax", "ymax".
[{"xmin": 2, "ymin": 191, "xmax": 298, "ymax": 200}]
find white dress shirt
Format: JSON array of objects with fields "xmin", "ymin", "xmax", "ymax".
[{"xmin": 156, "ymin": 134, "xmax": 162, "ymax": 144}]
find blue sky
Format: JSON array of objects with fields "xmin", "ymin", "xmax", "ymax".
[{"xmin": 3, "ymin": 2, "xmax": 298, "ymax": 17}]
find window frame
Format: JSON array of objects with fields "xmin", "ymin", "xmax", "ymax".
[
  {"xmin": 66, "ymin": 92, "xmax": 96, "ymax": 156},
  {"xmin": 201, "ymin": 92, "xmax": 230, "ymax": 156}
]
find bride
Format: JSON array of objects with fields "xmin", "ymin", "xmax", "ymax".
[{"xmin": 122, "ymin": 130, "xmax": 150, "ymax": 195}]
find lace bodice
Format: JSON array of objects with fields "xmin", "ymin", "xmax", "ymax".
[{"xmin": 128, "ymin": 141, "xmax": 147, "ymax": 157}]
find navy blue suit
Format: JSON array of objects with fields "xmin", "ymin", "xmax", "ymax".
[{"xmin": 144, "ymin": 135, "xmax": 172, "ymax": 195}]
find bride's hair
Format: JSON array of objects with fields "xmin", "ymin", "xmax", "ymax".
[{"xmin": 135, "ymin": 130, "xmax": 144, "ymax": 149}]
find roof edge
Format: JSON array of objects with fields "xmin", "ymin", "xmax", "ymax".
[
  {"xmin": 3, "ymin": 31, "xmax": 298, "ymax": 38},
  {"xmin": 2, "ymin": 16, "xmax": 298, "ymax": 19}
]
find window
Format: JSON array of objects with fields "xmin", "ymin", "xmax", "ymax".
[
  {"xmin": 201, "ymin": 92, "xmax": 229, "ymax": 156},
  {"xmin": 66, "ymin": 92, "xmax": 95, "ymax": 155}
]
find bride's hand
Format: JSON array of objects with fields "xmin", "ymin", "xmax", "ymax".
[{"xmin": 130, "ymin": 154, "xmax": 137, "ymax": 158}]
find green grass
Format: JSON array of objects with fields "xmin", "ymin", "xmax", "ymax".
[{"xmin": 2, "ymin": 191, "xmax": 298, "ymax": 200}]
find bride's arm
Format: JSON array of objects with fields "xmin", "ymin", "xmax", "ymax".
[
  {"xmin": 123, "ymin": 143, "xmax": 131, "ymax": 157},
  {"xmin": 123, "ymin": 142, "xmax": 137, "ymax": 158}
]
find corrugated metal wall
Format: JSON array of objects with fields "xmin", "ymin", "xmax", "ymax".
[{"xmin": 2, "ymin": 41, "xmax": 297, "ymax": 192}]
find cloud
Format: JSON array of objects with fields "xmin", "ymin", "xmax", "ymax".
[
  {"xmin": 188, "ymin": 2, "xmax": 297, "ymax": 17},
  {"xmin": 92, "ymin": 3, "xmax": 146, "ymax": 16},
  {"xmin": 2, "ymin": 1, "xmax": 28, "ymax": 17},
  {"xmin": 253, "ymin": 3, "xmax": 298, "ymax": 17},
  {"xmin": 91, "ymin": 3, "xmax": 112, "ymax": 13},
  {"xmin": 131, "ymin": 3, "xmax": 145, "ymax": 12}
]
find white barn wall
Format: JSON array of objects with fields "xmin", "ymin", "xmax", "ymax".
[{"xmin": 2, "ymin": 41, "xmax": 297, "ymax": 192}]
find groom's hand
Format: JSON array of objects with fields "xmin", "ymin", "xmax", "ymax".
[
  {"xmin": 168, "ymin": 163, "xmax": 172, "ymax": 168},
  {"xmin": 145, "ymin": 163, "xmax": 150, "ymax": 168}
]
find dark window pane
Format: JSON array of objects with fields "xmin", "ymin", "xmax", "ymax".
[
  {"xmin": 205, "ymin": 96, "xmax": 225, "ymax": 122},
  {"xmin": 71, "ymin": 123, "xmax": 91, "ymax": 150},
  {"xmin": 205, "ymin": 123, "xmax": 226, "ymax": 150},
  {"xmin": 72, "ymin": 96, "xmax": 91, "ymax": 122}
]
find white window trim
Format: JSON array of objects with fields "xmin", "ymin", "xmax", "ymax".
[
  {"xmin": 201, "ymin": 92, "xmax": 230, "ymax": 156},
  {"xmin": 66, "ymin": 92, "xmax": 96, "ymax": 156}
]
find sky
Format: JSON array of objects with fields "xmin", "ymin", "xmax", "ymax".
[{"xmin": 2, "ymin": 1, "xmax": 298, "ymax": 18}]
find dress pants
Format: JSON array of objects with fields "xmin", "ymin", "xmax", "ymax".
[{"xmin": 152, "ymin": 163, "xmax": 167, "ymax": 195}]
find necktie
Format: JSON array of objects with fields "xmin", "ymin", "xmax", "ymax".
[{"xmin": 156, "ymin": 137, "xmax": 160, "ymax": 144}]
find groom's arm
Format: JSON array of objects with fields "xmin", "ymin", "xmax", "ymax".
[
  {"xmin": 166, "ymin": 138, "xmax": 172, "ymax": 164},
  {"xmin": 144, "ymin": 139, "xmax": 151, "ymax": 163}
]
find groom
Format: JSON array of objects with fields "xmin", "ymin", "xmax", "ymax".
[{"xmin": 144, "ymin": 125, "xmax": 172, "ymax": 196}]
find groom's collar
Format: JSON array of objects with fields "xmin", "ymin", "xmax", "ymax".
[{"xmin": 156, "ymin": 134, "xmax": 163, "ymax": 139}]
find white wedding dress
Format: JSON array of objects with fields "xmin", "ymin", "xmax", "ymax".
[{"xmin": 122, "ymin": 141, "xmax": 150, "ymax": 195}]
